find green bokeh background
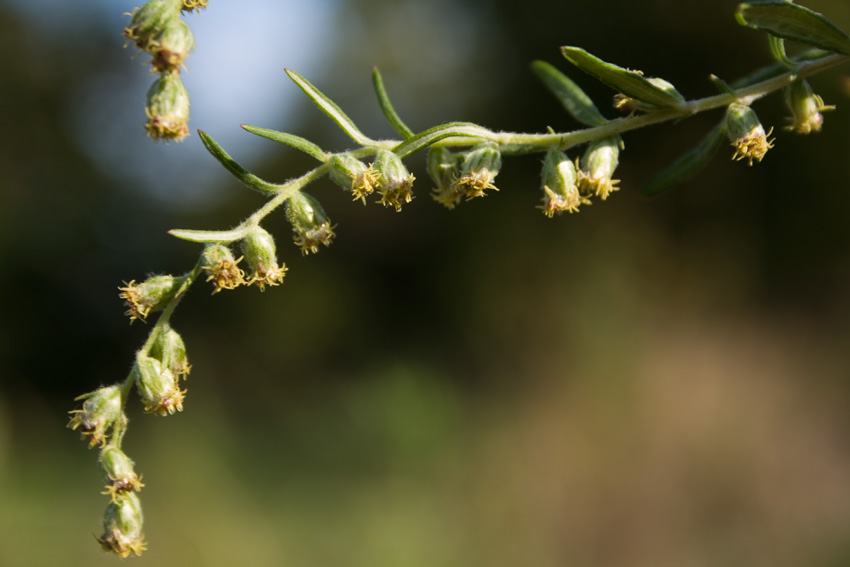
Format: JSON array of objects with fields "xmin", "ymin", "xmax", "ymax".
[{"xmin": 2, "ymin": 1, "xmax": 850, "ymax": 566}]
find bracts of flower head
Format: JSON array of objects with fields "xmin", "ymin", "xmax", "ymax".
[
  {"xmin": 133, "ymin": 354, "xmax": 185, "ymax": 416},
  {"xmin": 784, "ymin": 79, "xmax": 835, "ymax": 135},
  {"xmin": 118, "ymin": 274, "xmax": 186, "ymax": 323},
  {"xmin": 286, "ymin": 191, "xmax": 336, "ymax": 255},
  {"xmin": 372, "ymin": 149, "xmax": 415, "ymax": 212},
  {"xmin": 578, "ymin": 136, "xmax": 621, "ymax": 200},
  {"xmin": 539, "ymin": 148, "xmax": 589, "ymax": 217},
  {"xmin": 144, "ymin": 71, "xmax": 191, "ymax": 142},
  {"xmin": 328, "ymin": 153, "xmax": 380, "ymax": 205},
  {"xmin": 201, "ymin": 243, "xmax": 246, "ymax": 293},
  {"xmin": 726, "ymin": 102, "xmax": 774, "ymax": 165},
  {"xmin": 428, "ymin": 147, "xmax": 462, "ymax": 209},
  {"xmin": 68, "ymin": 386, "xmax": 125, "ymax": 447},
  {"xmin": 241, "ymin": 226, "xmax": 287, "ymax": 290},
  {"xmin": 98, "ymin": 492, "xmax": 146, "ymax": 558},
  {"xmin": 100, "ymin": 446, "xmax": 144, "ymax": 500},
  {"xmin": 454, "ymin": 142, "xmax": 501, "ymax": 200}
]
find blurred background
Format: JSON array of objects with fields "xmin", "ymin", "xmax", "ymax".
[{"xmin": 2, "ymin": 0, "xmax": 850, "ymax": 565}]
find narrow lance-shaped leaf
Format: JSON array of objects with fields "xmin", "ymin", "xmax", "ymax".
[
  {"xmin": 736, "ymin": 1, "xmax": 850, "ymax": 56},
  {"xmin": 372, "ymin": 67, "xmax": 414, "ymax": 139},
  {"xmin": 240, "ymin": 125, "xmax": 328, "ymax": 162},
  {"xmin": 286, "ymin": 69, "xmax": 375, "ymax": 146},
  {"xmin": 168, "ymin": 227, "xmax": 248, "ymax": 243},
  {"xmin": 641, "ymin": 120, "xmax": 727, "ymax": 198},
  {"xmin": 198, "ymin": 130, "xmax": 282, "ymax": 194},
  {"xmin": 768, "ymin": 36, "xmax": 794, "ymax": 68},
  {"xmin": 560, "ymin": 46, "xmax": 686, "ymax": 109},
  {"xmin": 530, "ymin": 60, "xmax": 607, "ymax": 126},
  {"xmin": 392, "ymin": 122, "xmax": 492, "ymax": 159}
]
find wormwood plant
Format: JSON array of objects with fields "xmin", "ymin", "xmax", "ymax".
[{"xmin": 68, "ymin": 0, "xmax": 850, "ymax": 557}]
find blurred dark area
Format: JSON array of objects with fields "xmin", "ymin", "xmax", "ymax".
[{"xmin": 2, "ymin": 0, "xmax": 850, "ymax": 566}]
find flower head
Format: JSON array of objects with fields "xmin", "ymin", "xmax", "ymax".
[
  {"xmin": 784, "ymin": 80, "xmax": 834, "ymax": 134},
  {"xmin": 144, "ymin": 71, "xmax": 190, "ymax": 142},
  {"xmin": 372, "ymin": 149, "xmax": 415, "ymax": 212},
  {"xmin": 133, "ymin": 355, "xmax": 185, "ymax": 416},
  {"xmin": 201, "ymin": 244, "xmax": 245, "ymax": 293},
  {"xmin": 241, "ymin": 227, "xmax": 287, "ymax": 290},
  {"xmin": 578, "ymin": 136, "xmax": 621, "ymax": 200},
  {"xmin": 428, "ymin": 147, "xmax": 462, "ymax": 209},
  {"xmin": 150, "ymin": 324, "xmax": 191, "ymax": 380},
  {"xmin": 100, "ymin": 447, "xmax": 144, "ymax": 500},
  {"xmin": 68, "ymin": 386, "xmax": 124, "ymax": 447},
  {"xmin": 726, "ymin": 102, "xmax": 774, "ymax": 165},
  {"xmin": 286, "ymin": 192, "xmax": 336, "ymax": 255},
  {"xmin": 328, "ymin": 153, "xmax": 380, "ymax": 204},
  {"xmin": 98, "ymin": 493, "xmax": 146, "ymax": 558},
  {"xmin": 455, "ymin": 143, "xmax": 501, "ymax": 199},
  {"xmin": 539, "ymin": 149, "xmax": 589, "ymax": 217},
  {"xmin": 118, "ymin": 275, "xmax": 184, "ymax": 323}
]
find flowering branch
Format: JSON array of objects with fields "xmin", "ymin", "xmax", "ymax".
[{"xmin": 69, "ymin": 0, "xmax": 850, "ymax": 557}]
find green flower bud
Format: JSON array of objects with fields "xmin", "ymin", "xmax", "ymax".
[
  {"xmin": 372, "ymin": 150, "xmax": 415, "ymax": 212},
  {"xmin": 144, "ymin": 72, "xmax": 190, "ymax": 142},
  {"xmin": 150, "ymin": 324, "xmax": 190, "ymax": 380},
  {"xmin": 784, "ymin": 80, "xmax": 834, "ymax": 135},
  {"xmin": 286, "ymin": 192, "xmax": 336, "ymax": 255},
  {"xmin": 123, "ymin": 0, "xmax": 180, "ymax": 53},
  {"xmin": 328, "ymin": 153, "xmax": 379, "ymax": 204},
  {"xmin": 118, "ymin": 274, "xmax": 184, "ymax": 323},
  {"xmin": 68, "ymin": 385, "xmax": 123, "ymax": 447},
  {"xmin": 578, "ymin": 136, "xmax": 621, "ymax": 200},
  {"xmin": 98, "ymin": 493, "xmax": 145, "ymax": 558},
  {"xmin": 427, "ymin": 147, "xmax": 461, "ymax": 209},
  {"xmin": 133, "ymin": 355, "xmax": 185, "ymax": 416},
  {"xmin": 539, "ymin": 149, "xmax": 589, "ymax": 217},
  {"xmin": 100, "ymin": 447, "xmax": 144, "ymax": 499},
  {"xmin": 726, "ymin": 102, "xmax": 773, "ymax": 165},
  {"xmin": 241, "ymin": 227, "xmax": 287, "ymax": 290},
  {"xmin": 201, "ymin": 243, "xmax": 245, "ymax": 293},
  {"xmin": 455, "ymin": 142, "xmax": 501, "ymax": 199},
  {"xmin": 150, "ymin": 19, "xmax": 194, "ymax": 73}
]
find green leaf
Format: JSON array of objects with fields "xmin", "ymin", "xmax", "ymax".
[
  {"xmin": 168, "ymin": 227, "xmax": 248, "ymax": 243},
  {"xmin": 736, "ymin": 1, "xmax": 850, "ymax": 56},
  {"xmin": 372, "ymin": 67, "xmax": 414, "ymax": 139},
  {"xmin": 285, "ymin": 69, "xmax": 374, "ymax": 146},
  {"xmin": 530, "ymin": 60, "xmax": 607, "ymax": 126},
  {"xmin": 240, "ymin": 125, "xmax": 327, "ymax": 162},
  {"xmin": 392, "ymin": 122, "xmax": 492, "ymax": 159},
  {"xmin": 198, "ymin": 130, "xmax": 281, "ymax": 194},
  {"xmin": 768, "ymin": 35, "xmax": 795, "ymax": 67},
  {"xmin": 641, "ymin": 120, "xmax": 727, "ymax": 198},
  {"xmin": 560, "ymin": 46, "xmax": 686, "ymax": 109},
  {"xmin": 708, "ymin": 74, "xmax": 736, "ymax": 95}
]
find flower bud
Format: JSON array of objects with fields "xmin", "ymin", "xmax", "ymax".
[
  {"xmin": 123, "ymin": 0, "xmax": 180, "ymax": 53},
  {"xmin": 242, "ymin": 227, "xmax": 287, "ymax": 290},
  {"xmin": 100, "ymin": 447, "xmax": 144, "ymax": 499},
  {"xmin": 118, "ymin": 274, "xmax": 184, "ymax": 323},
  {"xmin": 784, "ymin": 80, "xmax": 834, "ymax": 134},
  {"xmin": 726, "ymin": 102, "xmax": 774, "ymax": 165},
  {"xmin": 328, "ymin": 153, "xmax": 379, "ymax": 204},
  {"xmin": 98, "ymin": 493, "xmax": 146, "ymax": 558},
  {"xmin": 372, "ymin": 149, "xmax": 415, "ymax": 212},
  {"xmin": 578, "ymin": 136, "xmax": 621, "ymax": 200},
  {"xmin": 133, "ymin": 355, "xmax": 185, "ymax": 416},
  {"xmin": 428, "ymin": 147, "xmax": 462, "ymax": 209},
  {"xmin": 539, "ymin": 149, "xmax": 589, "ymax": 217},
  {"xmin": 144, "ymin": 71, "xmax": 190, "ymax": 142},
  {"xmin": 150, "ymin": 324, "xmax": 191, "ymax": 380},
  {"xmin": 150, "ymin": 19, "xmax": 194, "ymax": 73},
  {"xmin": 68, "ymin": 386, "xmax": 124, "ymax": 447},
  {"xmin": 201, "ymin": 243, "xmax": 245, "ymax": 293},
  {"xmin": 286, "ymin": 192, "xmax": 336, "ymax": 255},
  {"xmin": 455, "ymin": 142, "xmax": 501, "ymax": 199}
]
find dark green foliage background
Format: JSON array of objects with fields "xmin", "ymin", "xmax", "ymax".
[{"xmin": 2, "ymin": 1, "xmax": 850, "ymax": 565}]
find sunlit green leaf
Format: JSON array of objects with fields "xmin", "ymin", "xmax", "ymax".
[
  {"xmin": 392, "ymin": 122, "xmax": 492, "ymax": 159},
  {"xmin": 372, "ymin": 67, "xmax": 414, "ymax": 139},
  {"xmin": 736, "ymin": 1, "xmax": 850, "ymax": 55},
  {"xmin": 240, "ymin": 125, "xmax": 327, "ymax": 162},
  {"xmin": 198, "ymin": 130, "xmax": 281, "ymax": 194},
  {"xmin": 530, "ymin": 60, "xmax": 607, "ymax": 126},
  {"xmin": 560, "ymin": 46, "xmax": 686, "ymax": 109}
]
